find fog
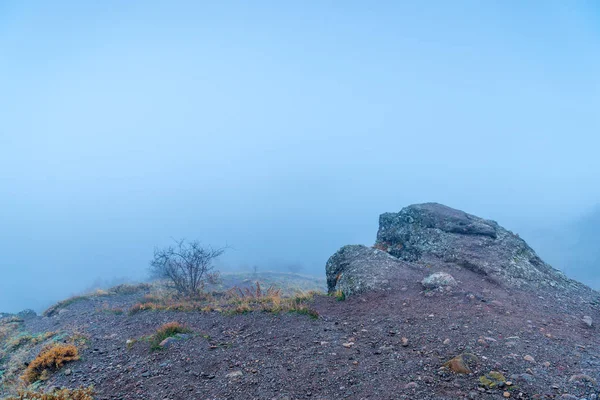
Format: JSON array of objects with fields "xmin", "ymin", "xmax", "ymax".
[{"xmin": 1, "ymin": 2, "xmax": 599, "ymax": 313}]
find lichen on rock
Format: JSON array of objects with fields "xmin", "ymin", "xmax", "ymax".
[
  {"xmin": 375, "ymin": 203, "xmax": 585, "ymax": 291},
  {"xmin": 421, "ymin": 272, "xmax": 457, "ymax": 290},
  {"xmin": 479, "ymin": 371, "xmax": 507, "ymax": 388},
  {"xmin": 325, "ymin": 245, "xmax": 417, "ymax": 296},
  {"xmin": 325, "ymin": 202, "xmax": 596, "ymax": 299}
]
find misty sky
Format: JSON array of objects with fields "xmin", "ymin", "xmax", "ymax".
[{"xmin": 1, "ymin": 1, "xmax": 599, "ymax": 313}]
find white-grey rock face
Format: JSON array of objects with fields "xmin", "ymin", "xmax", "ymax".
[
  {"xmin": 376, "ymin": 203, "xmax": 582, "ymax": 291},
  {"xmin": 421, "ymin": 272, "xmax": 457, "ymax": 290},
  {"xmin": 325, "ymin": 245, "xmax": 417, "ymax": 296},
  {"xmin": 326, "ymin": 203, "xmax": 599, "ymax": 299}
]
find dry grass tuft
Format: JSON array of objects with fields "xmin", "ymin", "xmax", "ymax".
[
  {"xmin": 1, "ymin": 320, "xmax": 61, "ymax": 392},
  {"xmin": 0, "ymin": 317, "xmax": 22, "ymax": 344},
  {"xmin": 128, "ymin": 281, "xmax": 320, "ymax": 319},
  {"xmin": 129, "ymin": 292, "xmax": 214, "ymax": 314},
  {"xmin": 150, "ymin": 322, "xmax": 191, "ymax": 351},
  {"xmin": 129, "ymin": 282, "xmax": 319, "ymax": 318},
  {"xmin": 21, "ymin": 344, "xmax": 80, "ymax": 383},
  {"xmin": 226, "ymin": 283, "xmax": 319, "ymax": 319},
  {"xmin": 227, "ymin": 282, "xmax": 282, "ymax": 301},
  {"xmin": 6, "ymin": 331, "xmax": 56, "ymax": 351},
  {"xmin": 44, "ymin": 283, "xmax": 152, "ymax": 317},
  {"xmin": 5, "ymin": 386, "xmax": 94, "ymax": 400},
  {"xmin": 98, "ymin": 302, "xmax": 124, "ymax": 315},
  {"xmin": 332, "ymin": 289, "xmax": 346, "ymax": 301},
  {"xmin": 43, "ymin": 295, "xmax": 92, "ymax": 317},
  {"xmin": 109, "ymin": 283, "xmax": 152, "ymax": 295}
]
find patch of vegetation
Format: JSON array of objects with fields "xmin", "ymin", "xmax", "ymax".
[
  {"xmin": 128, "ymin": 282, "xmax": 321, "ymax": 319},
  {"xmin": 21, "ymin": 344, "xmax": 80, "ymax": 383},
  {"xmin": 211, "ymin": 271, "xmax": 326, "ymax": 294},
  {"xmin": 149, "ymin": 239, "xmax": 225, "ymax": 296},
  {"xmin": 67, "ymin": 330, "xmax": 91, "ymax": 348},
  {"xmin": 6, "ymin": 331, "xmax": 56, "ymax": 351},
  {"xmin": 223, "ymin": 302, "xmax": 252, "ymax": 315},
  {"xmin": 225, "ymin": 283, "xmax": 320, "ymax": 318},
  {"xmin": 479, "ymin": 371, "xmax": 506, "ymax": 389},
  {"xmin": 43, "ymin": 295, "xmax": 93, "ymax": 317},
  {"xmin": 331, "ymin": 289, "xmax": 345, "ymax": 301},
  {"xmin": 97, "ymin": 303, "xmax": 124, "ymax": 315},
  {"xmin": 288, "ymin": 305, "xmax": 320, "ymax": 319},
  {"xmin": 129, "ymin": 291, "xmax": 214, "ymax": 314},
  {"xmin": 0, "ymin": 320, "xmax": 62, "ymax": 393},
  {"xmin": 149, "ymin": 322, "xmax": 192, "ymax": 351},
  {"xmin": 4, "ymin": 386, "xmax": 94, "ymax": 400},
  {"xmin": 44, "ymin": 283, "xmax": 153, "ymax": 317},
  {"xmin": 109, "ymin": 283, "xmax": 151, "ymax": 295},
  {"xmin": 0, "ymin": 317, "xmax": 22, "ymax": 344}
]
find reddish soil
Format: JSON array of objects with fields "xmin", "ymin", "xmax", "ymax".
[{"xmin": 18, "ymin": 270, "xmax": 600, "ymax": 400}]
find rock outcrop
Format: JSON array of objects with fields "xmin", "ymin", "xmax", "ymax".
[
  {"xmin": 325, "ymin": 245, "xmax": 417, "ymax": 296},
  {"xmin": 327, "ymin": 202, "xmax": 591, "ymax": 296},
  {"xmin": 376, "ymin": 203, "xmax": 579, "ymax": 290}
]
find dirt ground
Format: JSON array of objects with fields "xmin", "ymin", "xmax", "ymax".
[{"xmin": 8, "ymin": 269, "xmax": 600, "ymax": 400}]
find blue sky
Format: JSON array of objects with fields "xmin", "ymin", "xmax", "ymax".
[{"xmin": 1, "ymin": 1, "xmax": 599, "ymax": 312}]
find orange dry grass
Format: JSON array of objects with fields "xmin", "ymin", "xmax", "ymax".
[
  {"xmin": 128, "ymin": 282, "xmax": 319, "ymax": 319},
  {"xmin": 129, "ymin": 300, "xmax": 202, "ymax": 313},
  {"xmin": 226, "ymin": 283, "xmax": 319, "ymax": 318},
  {"xmin": 6, "ymin": 387, "xmax": 94, "ymax": 400},
  {"xmin": 155, "ymin": 321, "xmax": 189, "ymax": 337},
  {"xmin": 21, "ymin": 344, "xmax": 80, "ymax": 383},
  {"xmin": 129, "ymin": 293, "xmax": 213, "ymax": 314},
  {"xmin": 150, "ymin": 322, "xmax": 191, "ymax": 350},
  {"xmin": 227, "ymin": 282, "xmax": 282, "ymax": 301}
]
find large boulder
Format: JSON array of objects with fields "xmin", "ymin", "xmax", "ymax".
[
  {"xmin": 375, "ymin": 203, "xmax": 579, "ymax": 290},
  {"xmin": 325, "ymin": 245, "xmax": 417, "ymax": 296}
]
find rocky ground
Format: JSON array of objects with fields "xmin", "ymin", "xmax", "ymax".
[
  {"xmin": 2, "ymin": 203, "xmax": 599, "ymax": 400},
  {"xmin": 2, "ymin": 267, "xmax": 599, "ymax": 400}
]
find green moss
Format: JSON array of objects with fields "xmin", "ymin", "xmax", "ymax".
[
  {"xmin": 488, "ymin": 371, "xmax": 506, "ymax": 381},
  {"xmin": 330, "ymin": 290, "xmax": 345, "ymax": 301},
  {"xmin": 479, "ymin": 371, "xmax": 506, "ymax": 388},
  {"xmin": 479, "ymin": 376, "xmax": 495, "ymax": 388},
  {"xmin": 289, "ymin": 307, "xmax": 319, "ymax": 319}
]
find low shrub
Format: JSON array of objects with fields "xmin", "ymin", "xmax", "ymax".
[{"xmin": 21, "ymin": 344, "xmax": 79, "ymax": 383}]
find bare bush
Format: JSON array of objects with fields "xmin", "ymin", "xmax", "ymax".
[{"xmin": 149, "ymin": 239, "xmax": 224, "ymax": 296}]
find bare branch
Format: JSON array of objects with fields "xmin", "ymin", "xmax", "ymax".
[{"xmin": 149, "ymin": 239, "xmax": 226, "ymax": 297}]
